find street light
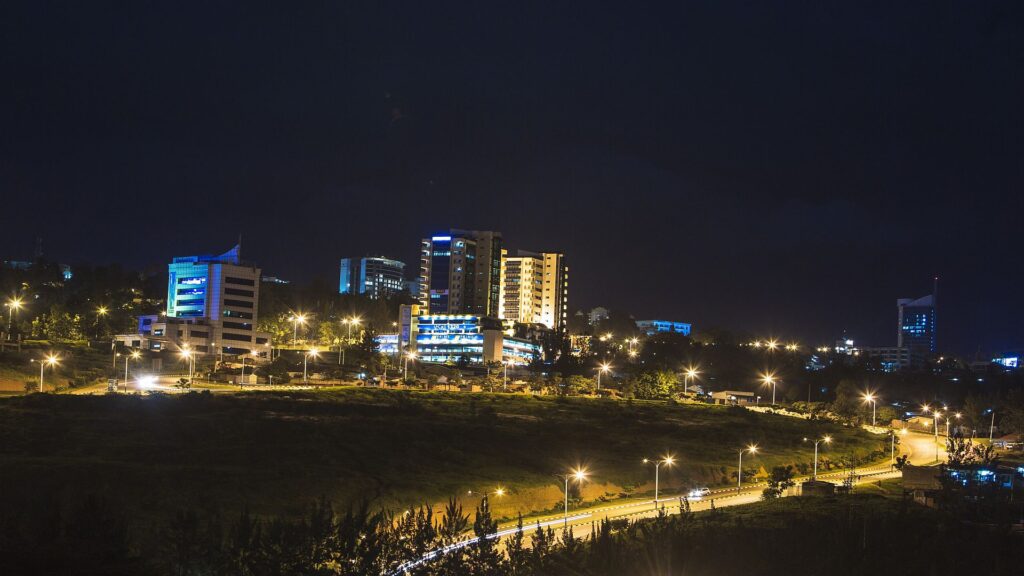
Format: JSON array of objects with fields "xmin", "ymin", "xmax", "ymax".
[
  {"xmin": 124, "ymin": 350, "xmax": 141, "ymax": 393},
  {"xmin": 596, "ymin": 362, "xmax": 612, "ymax": 390},
  {"xmin": 563, "ymin": 468, "xmax": 588, "ymax": 527},
  {"xmin": 737, "ymin": 444, "xmax": 758, "ymax": 493},
  {"xmin": 340, "ymin": 316, "xmax": 361, "ymax": 365},
  {"xmin": 179, "ymin": 347, "xmax": 195, "ymax": 386},
  {"xmin": 403, "ymin": 351, "xmax": 416, "ymax": 382},
  {"xmin": 803, "ymin": 436, "xmax": 831, "ymax": 479},
  {"xmin": 304, "ymin": 348, "xmax": 319, "ymax": 383},
  {"xmin": 37, "ymin": 353, "xmax": 60, "ymax": 392},
  {"xmin": 766, "ymin": 339, "xmax": 779, "ymax": 351},
  {"xmin": 684, "ymin": 365, "xmax": 700, "ymax": 394},
  {"xmin": 643, "ymin": 455, "xmax": 675, "ymax": 510},
  {"xmin": 862, "ymin": 392, "xmax": 877, "ymax": 426},
  {"xmin": 760, "ymin": 372, "xmax": 778, "ymax": 405},
  {"xmin": 502, "ymin": 359, "xmax": 511, "ymax": 391},
  {"xmin": 987, "ymin": 409, "xmax": 996, "ymax": 443},
  {"xmin": 932, "ymin": 411, "xmax": 942, "ymax": 462},
  {"xmin": 6, "ymin": 297, "xmax": 24, "ymax": 332},
  {"xmin": 291, "ymin": 313, "xmax": 307, "ymax": 344}
]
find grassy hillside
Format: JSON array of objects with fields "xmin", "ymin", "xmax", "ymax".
[{"xmin": 0, "ymin": 388, "xmax": 885, "ymax": 524}]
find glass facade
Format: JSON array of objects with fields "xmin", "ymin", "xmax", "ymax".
[
  {"xmin": 636, "ymin": 320, "xmax": 693, "ymax": 336},
  {"xmin": 897, "ymin": 295, "xmax": 936, "ymax": 355}
]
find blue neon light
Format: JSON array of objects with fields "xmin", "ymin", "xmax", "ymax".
[{"xmin": 432, "ymin": 236, "xmax": 452, "ymax": 241}]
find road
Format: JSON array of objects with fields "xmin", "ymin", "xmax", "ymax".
[{"xmin": 390, "ymin": 429, "xmax": 946, "ymax": 575}]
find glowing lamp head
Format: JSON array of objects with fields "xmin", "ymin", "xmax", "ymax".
[
  {"xmin": 572, "ymin": 468, "xmax": 587, "ymax": 482},
  {"xmin": 131, "ymin": 350, "xmax": 141, "ymax": 359},
  {"xmin": 747, "ymin": 444, "xmax": 759, "ymax": 454},
  {"xmin": 823, "ymin": 435, "xmax": 832, "ymax": 444},
  {"xmin": 662, "ymin": 455, "xmax": 675, "ymax": 466},
  {"xmin": 494, "ymin": 487, "xmax": 505, "ymax": 497},
  {"xmin": 44, "ymin": 354, "xmax": 60, "ymax": 366},
  {"xmin": 309, "ymin": 348, "xmax": 319, "ymax": 358},
  {"xmin": 97, "ymin": 306, "xmax": 108, "ymax": 315}
]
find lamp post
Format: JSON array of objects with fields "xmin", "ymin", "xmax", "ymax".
[
  {"xmin": 124, "ymin": 350, "xmax": 140, "ymax": 392},
  {"xmin": 6, "ymin": 297, "xmax": 23, "ymax": 333},
  {"xmin": 761, "ymin": 373, "xmax": 778, "ymax": 406},
  {"xmin": 291, "ymin": 314, "xmax": 307, "ymax": 345},
  {"xmin": 562, "ymin": 468, "xmax": 587, "ymax": 527},
  {"xmin": 502, "ymin": 359, "xmax": 510, "ymax": 391},
  {"xmin": 988, "ymin": 409, "xmax": 996, "ymax": 443},
  {"xmin": 340, "ymin": 317, "xmax": 361, "ymax": 365},
  {"xmin": 596, "ymin": 362, "xmax": 612, "ymax": 391},
  {"xmin": 38, "ymin": 353, "xmax": 60, "ymax": 392},
  {"xmin": 862, "ymin": 392, "xmax": 877, "ymax": 426},
  {"xmin": 684, "ymin": 366, "xmax": 700, "ymax": 395},
  {"xmin": 180, "ymin": 348, "xmax": 195, "ymax": 387},
  {"xmin": 304, "ymin": 349, "xmax": 319, "ymax": 383},
  {"xmin": 804, "ymin": 436, "xmax": 831, "ymax": 479},
  {"xmin": 737, "ymin": 444, "xmax": 758, "ymax": 493},
  {"xmin": 643, "ymin": 456, "xmax": 675, "ymax": 510},
  {"xmin": 403, "ymin": 351, "xmax": 416, "ymax": 382}
]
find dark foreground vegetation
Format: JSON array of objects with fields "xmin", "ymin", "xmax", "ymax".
[{"xmin": 2, "ymin": 490, "xmax": 1021, "ymax": 576}]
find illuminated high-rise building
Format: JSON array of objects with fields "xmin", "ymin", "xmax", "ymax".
[
  {"xmin": 418, "ymin": 230, "xmax": 503, "ymax": 316},
  {"xmin": 897, "ymin": 292, "xmax": 936, "ymax": 356},
  {"xmin": 339, "ymin": 256, "xmax": 406, "ymax": 299},
  {"xmin": 499, "ymin": 250, "xmax": 568, "ymax": 330}
]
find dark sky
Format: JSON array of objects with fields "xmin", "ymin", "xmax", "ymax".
[{"xmin": 2, "ymin": 2, "xmax": 1022, "ymax": 354}]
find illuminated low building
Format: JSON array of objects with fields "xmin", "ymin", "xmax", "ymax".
[
  {"xmin": 339, "ymin": 256, "xmax": 406, "ymax": 299},
  {"xmin": 636, "ymin": 319, "xmax": 692, "ymax": 336},
  {"xmin": 385, "ymin": 305, "xmax": 541, "ymax": 365}
]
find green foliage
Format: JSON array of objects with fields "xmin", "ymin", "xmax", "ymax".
[
  {"xmin": 30, "ymin": 304, "xmax": 85, "ymax": 342},
  {"xmin": 760, "ymin": 465, "xmax": 795, "ymax": 499},
  {"xmin": 629, "ymin": 370, "xmax": 677, "ymax": 400}
]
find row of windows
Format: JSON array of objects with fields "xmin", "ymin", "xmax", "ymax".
[
  {"xmin": 223, "ymin": 310, "xmax": 254, "ymax": 319},
  {"xmin": 177, "ymin": 288, "xmax": 205, "ymax": 296},
  {"xmin": 223, "ymin": 332, "xmax": 252, "ymax": 342},
  {"xmin": 224, "ymin": 287, "xmax": 255, "ymax": 297},
  {"xmin": 224, "ymin": 299, "xmax": 253, "ymax": 309},
  {"xmin": 225, "ymin": 276, "xmax": 255, "ymax": 286},
  {"xmin": 223, "ymin": 321, "xmax": 253, "ymax": 331},
  {"xmin": 176, "ymin": 298, "xmax": 205, "ymax": 306}
]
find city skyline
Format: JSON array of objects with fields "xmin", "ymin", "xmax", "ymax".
[{"xmin": 2, "ymin": 3, "xmax": 1022, "ymax": 354}]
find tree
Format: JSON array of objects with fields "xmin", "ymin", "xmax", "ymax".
[
  {"xmin": 830, "ymin": 380, "xmax": 861, "ymax": 420},
  {"xmin": 630, "ymin": 371, "xmax": 677, "ymax": 400},
  {"xmin": 255, "ymin": 356, "xmax": 292, "ymax": 384},
  {"xmin": 761, "ymin": 465, "xmax": 795, "ymax": 499},
  {"xmin": 466, "ymin": 496, "xmax": 502, "ymax": 575},
  {"xmin": 565, "ymin": 375, "xmax": 596, "ymax": 395}
]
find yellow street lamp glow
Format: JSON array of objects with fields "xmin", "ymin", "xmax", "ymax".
[
  {"xmin": 662, "ymin": 455, "xmax": 675, "ymax": 466},
  {"xmin": 599, "ymin": 362, "xmax": 612, "ymax": 373},
  {"xmin": 572, "ymin": 468, "xmax": 587, "ymax": 482},
  {"xmin": 308, "ymin": 348, "xmax": 319, "ymax": 357},
  {"xmin": 760, "ymin": 372, "xmax": 776, "ymax": 385},
  {"xmin": 628, "ymin": 350, "xmax": 638, "ymax": 358},
  {"xmin": 97, "ymin": 306, "xmax": 108, "ymax": 316},
  {"xmin": 131, "ymin": 350, "xmax": 141, "ymax": 359},
  {"xmin": 747, "ymin": 444, "xmax": 758, "ymax": 454},
  {"xmin": 766, "ymin": 340, "xmax": 779, "ymax": 350},
  {"xmin": 823, "ymin": 435, "xmax": 832, "ymax": 443},
  {"xmin": 685, "ymin": 366, "xmax": 700, "ymax": 379},
  {"xmin": 8, "ymin": 297, "xmax": 23, "ymax": 310},
  {"xmin": 44, "ymin": 354, "xmax": 60, "ymax": 367},
  {"xmin": 293, "ymin": 314, "xmax": 307, "ymax": 324},
  {"xmin": 494, "ymin": 487, "xmax": 505, "ymax": 497}
]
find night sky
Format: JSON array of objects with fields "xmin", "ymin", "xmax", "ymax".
[{"xmin": 2, "ymin": 2, "xmax": 1022, "ymax": 354}]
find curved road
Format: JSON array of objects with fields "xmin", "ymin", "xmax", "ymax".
[{"xmin": 390, "ymin": 429, "xmax": 946, "ymax": 575}]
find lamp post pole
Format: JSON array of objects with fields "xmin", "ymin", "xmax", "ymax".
[
  {"xmin": 503, "ymin": 361, "xmax": 508, "ymax": 391},
  {"xmin": 989, "ymin": 410, "xmax": 995, "ymax": 443}
]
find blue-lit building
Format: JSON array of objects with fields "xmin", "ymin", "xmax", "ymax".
[
  {"xmin": 636, "ymin": 319, "xmax": 692, "ymax": 336},
  {"xmin": 380, "ymin": 305, "xmax": 541, "ymax": 365},
  {"xmin": 419, "ymin": 230, "xmax": 503, "ymax": 316},
  {"xmin": 339, "ymin": 256, "xmax": 406, "ymax": 299},
  {"xmin": 115, "ymin": 244, "xmax": 271, "ymax": 357},
  {"xmin": 897, "ymin": 293, "xmax": 936, "ymax": 356}
]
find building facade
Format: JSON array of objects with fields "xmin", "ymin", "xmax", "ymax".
[
  {"xmin": 897, "ymin": 292, "xmax": 936, "ymax": 356},
  {"xmin": 419, "ymin": 230, "xmax": 503, "ymax": 316},
  {"xmin": 382, "ymin": 304, "xmax": 540, "ymax": 365},
  {"xmin": 116, "ymin": 245, "xmax": 270, "ymax": 357},
  {"xmin": 636, "ymin": 319, "xmax": 692, "ymax": 336},
  {"xmin": 499, "ymin": 250, "xmax": 569, "ymax": 330},
  {"xmin": 339, "ymin": 256, "xmax": 406, "ymax": 299}
]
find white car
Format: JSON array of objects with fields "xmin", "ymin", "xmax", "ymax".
[{"xmin": 688, "ymin": 487, "xmax": 711, "ymax": 499}]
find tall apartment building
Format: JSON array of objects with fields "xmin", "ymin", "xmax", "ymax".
[
  {"xmin": 897, "ymin": 288, "xmax": 937, "ymax": 356},
  {"xmin": 116, "ymin": 244, "xmax": 270, "ymax": 357},
  {"xmin": 339, "ymin": 256, "xmax": 406, "ymax": 299},
  {"xmin": 419, "ymin": 230, "xmax": 503, "ymax": 316},
  {"xmin": 499, "ymin": 250, "xmax": 568, "ymax": 330}
]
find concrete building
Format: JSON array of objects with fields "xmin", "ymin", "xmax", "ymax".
[
  {"xmin": 115, "ymin": 244, "xmax": 270, "ymax": 357},
  {"xmin": 499, "ymin": 250, "xmax": 568, "ymax": 330},
  {"xmin": 419, "ymin": 230, "xmax": 503, "ymax": 316},
  {"xmin": 339, "ymin": 256, "xmax": 406, "ymax": 299},
  {"xmin": 636, "ymin": 319, "xmax": 692, "ymax": 336},
  {"xmin": 860, "ymin": 346, "xmax": 924, "ymax": 372},
  {"xmin": 711, "ymin": 390, "xmax": 756, "ymax": 406},
  {"xmin": 382, "ymin": 304, "xmax": 541, "ymax": 365}
]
